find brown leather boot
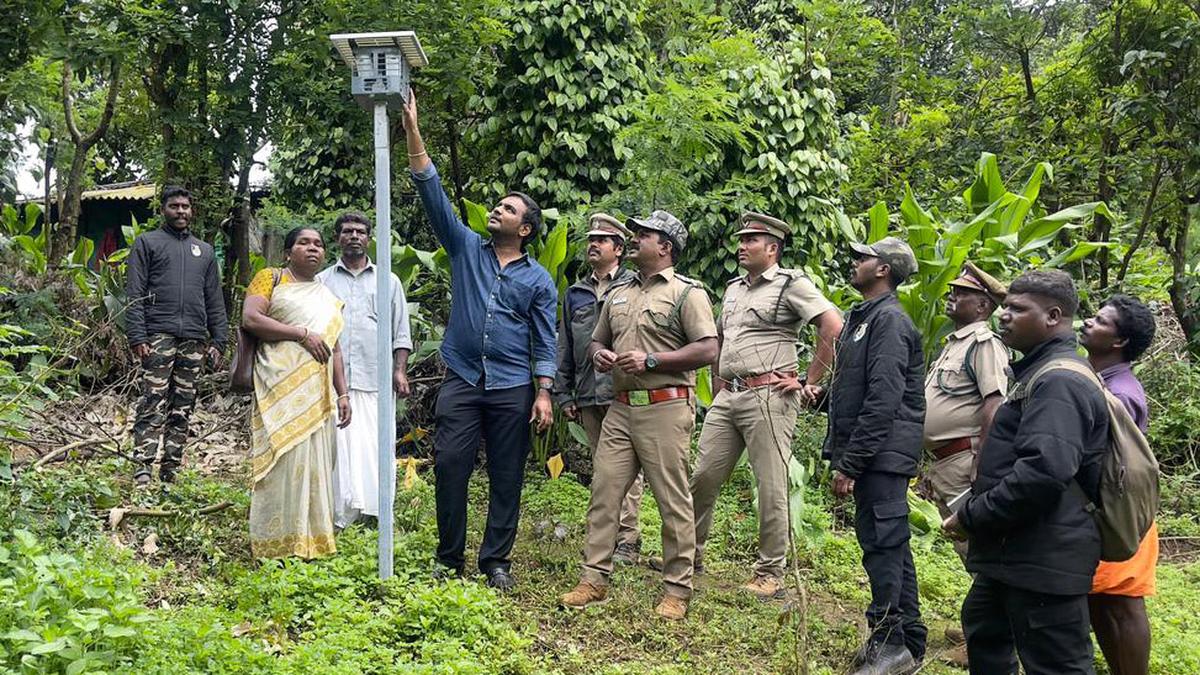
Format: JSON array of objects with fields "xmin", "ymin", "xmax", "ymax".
[
  {"xmin": 559, "ymin": 581, "xmax": 609, "ymax": 609},
  {"xmin": 741, "ymin": 574, "xmax": 787, "ymax": 600},
  {"xmin": 654, "ymin": 594, "xmax": 689, "ymax": 620}
]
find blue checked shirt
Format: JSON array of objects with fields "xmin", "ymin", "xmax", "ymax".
[{"xmin": 410, "ymin": 163, "xmax": 557, "ymax": 390}]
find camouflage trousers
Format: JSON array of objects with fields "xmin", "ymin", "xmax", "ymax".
[{"xmin": 132, "ymin": 334, "xmax": 205, "ymax": 479}]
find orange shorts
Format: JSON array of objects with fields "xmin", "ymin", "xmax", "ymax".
[{"xmin": 1091, "ymin": 522, "xmax": 1158, "ymax": 597}]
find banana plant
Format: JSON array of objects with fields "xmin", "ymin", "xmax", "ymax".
[{"xmin": 869, "ymin": 153, "xmax": 1114, "ymax": 361}]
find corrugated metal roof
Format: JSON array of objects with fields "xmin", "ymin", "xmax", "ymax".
[{"xmin": 81, "ymin": 183, "xmax": 157, "ymax": 201}]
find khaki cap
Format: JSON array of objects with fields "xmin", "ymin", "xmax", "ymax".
[
  {"xmin": 733, "ymin": 211, "xmax": 789, "ymax": 241},
  {"xmin": 585, "ymin": 213, "xmax": 631, "ymax": 241},
  {"xmin": 849, "ymin": 237, "xmax": 919, "ymax": 281},
  {"xmin": 949, "ymin": 261, "xmax": 1007, "ymax": 305},
  {"xmin": 627, "ymin": 210, "xmax": 688, "ymax": 251}
]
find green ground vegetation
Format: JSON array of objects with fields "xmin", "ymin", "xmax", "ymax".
[{"xmin": 3, "ymin": 409, "xmax": 1198, "ymax": 674}]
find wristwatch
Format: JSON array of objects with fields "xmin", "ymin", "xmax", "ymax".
[
  {"xmin": 645, "ymin": 353, "xmax": 660, "ymax": 371},
  {"xmin": 537, "ymin": 381, "xmax": 553, "ymax": 392}
]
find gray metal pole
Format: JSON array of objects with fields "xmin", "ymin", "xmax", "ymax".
[{"xmin": 373, "ymin": 101, "xmax": 395, "ymax": 580}]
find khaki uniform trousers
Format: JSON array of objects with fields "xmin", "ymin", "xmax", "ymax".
[
  {"xmin": 579, "ymin": 405, "xmax": 644, "ymax": 546},
  {"xmin": 582, "ymin": 397, "xmax": 696, "ymax": 598},
  {"xmin": 691, "ymin": 387, "xmax": 798, "ymax": 579},
  {"xmin": 922, "ymin": 444, "xmax": 976, "ymax": 563}
]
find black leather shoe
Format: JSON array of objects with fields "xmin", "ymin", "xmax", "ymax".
[
  {"xmin": 850, "ymin": 642, "xmax": 916, "ymax": 675},
  {"xmin": 485, "ymin": 568, "xmax": 516, "ymax": 592}
]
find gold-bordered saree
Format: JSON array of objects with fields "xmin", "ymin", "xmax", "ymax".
[{"xmin": 248, "ymin": 278, "xmax": 344, "ymax": 559}]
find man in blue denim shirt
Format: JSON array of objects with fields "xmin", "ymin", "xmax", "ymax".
[{"xmin": 402, "ymin": 91, "xmax": 556, "ymax": 591}]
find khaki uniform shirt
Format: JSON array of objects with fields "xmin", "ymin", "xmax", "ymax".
[
  {"xmin": 718, "ymin": 265, "xmax": 836, "ymax": 381},
  {"xmin": 923, "ymin": 321, "xmax": 1010, "ymax": 447},
  {"xmin": 592, "ymin": 267, "xmax": 717, "ymax": 392}
]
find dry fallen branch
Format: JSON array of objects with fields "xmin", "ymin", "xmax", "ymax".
[
  {"xmin": 108, "ymin": 501, "xmax": 235, "ymax": 528},
  {"xmin": 33, "ymin": 437, "xmax": 112, "ymax": 469}
]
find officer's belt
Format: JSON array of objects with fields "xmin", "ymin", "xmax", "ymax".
[
  {"xmin": 615, "ymin": 386, "xmax": 691, "ymax": 406},
  {"xmin": 930, "ymin": 436, "xmax": 975, "ymax": 460},
  {"xmin": 725, "ymin": 371, "xmax": 797, "ymax": 393}
]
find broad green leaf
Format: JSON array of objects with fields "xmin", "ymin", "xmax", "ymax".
[
  {"xmin": 962, "ymin": 152, "xmax": 1006, "ymax": 215},
  {"xmin": 463, "ymin": 199, "xmax": 490, "ymax": 235},
  {"xmin": 1044, "ymin": 241, "xmax": 1112, "ymax": 268},
  {"xmin": 867, "ymin": 201, "xmax": 889, "ymax": 243},
  {"xmin": 1018, "ymin": 202, "xmax": 1111, "ymax": 253},
  {"xmin": 696, "ymin": 366, "xmax": 713, "ymax": 407}
]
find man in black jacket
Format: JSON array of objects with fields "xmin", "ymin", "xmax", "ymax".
[
  {"xmin": 943, "ymin": 269, "xmax": 1109, "ymax": 674},
  {"xmin": 125, "ymin": 186, "xmax": 227, "ymax": 486},
  {"xmin": 824, "ymin": 236, "xmax": 926, "ymax": 675}
]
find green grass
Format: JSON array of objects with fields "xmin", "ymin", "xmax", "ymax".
[{"xmin": 2, "ymin": 452, "xmax": 1198, "ymax": 674}]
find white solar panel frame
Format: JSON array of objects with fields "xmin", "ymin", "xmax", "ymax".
[{"xmin": 329, "ymin": 31, "xmax": 429, "ymax": 73}]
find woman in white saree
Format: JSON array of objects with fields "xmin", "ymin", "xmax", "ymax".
[{"xmin": 241, "ymin": 227, "xmax": 351, "ymax": 559}]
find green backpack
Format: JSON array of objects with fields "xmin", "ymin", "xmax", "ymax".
[{"xmin": 1016, "ymin": 358, "xmax": 1160, "ymax": 562}]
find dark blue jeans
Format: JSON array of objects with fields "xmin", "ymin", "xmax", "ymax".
[
  {"xmin": 853, "ymin": 470, "xmax": 927, "ymax": 660},
  {"xmin": 433, "ymin": 371, "xmax": 533, "ymax": 573}
]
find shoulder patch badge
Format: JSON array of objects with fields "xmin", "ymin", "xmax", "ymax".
[
  {"xmin": 191, "ymin": 244, "xmax": 202, "ymax": 257},
  {"xmin": 853, "ymin": 322, "xmax": 869, "ymax": 342}
]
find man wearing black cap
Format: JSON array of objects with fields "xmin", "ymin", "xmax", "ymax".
[
  {"xmin": 553, "ymin": 213, "xmax": 643, "ymax": 563},
  {"xmin": 822, "ymin": 236, "xmax": 927, "ymax": 674}
]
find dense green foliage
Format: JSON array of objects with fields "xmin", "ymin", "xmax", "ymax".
[{"xmin": 1, "ymin": 0, "xmax": 1199, "ymax": 672}]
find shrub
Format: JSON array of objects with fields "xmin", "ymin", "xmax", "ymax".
[
  {"xmin": 0, "ymin": 530, "xmax": 152, "ymax": 673},
  {"xmin": 1138, "ymin": 356, "xmax": 1200, "ymax": 473}
]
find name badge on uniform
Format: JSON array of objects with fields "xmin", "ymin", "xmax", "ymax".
[
  {"xmin": 853, "ymin": 322, "xmax": 869, "ymax": 342},
  {"xmin": 611, "ymin": 297, "xmax": 628, "ymax": 306},
  {"xmin": 191, "ymin": 244, "xmax": 202, "ymax": 257}
]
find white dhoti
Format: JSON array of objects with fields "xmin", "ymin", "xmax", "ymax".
[{"xmin": 333, "ymin": 389, "xmax": 385, "ymax": 528}]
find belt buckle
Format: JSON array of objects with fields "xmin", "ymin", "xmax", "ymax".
[
  {"xmin": 728, "ymin": 378, "xmax": 745, "ymax": 393},
  {"xmin": 628, "ymin": 390, "xmax": 651, "ymax": 406}
]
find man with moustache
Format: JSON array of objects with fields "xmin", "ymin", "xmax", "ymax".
[
  {"xmin": 553, "ymin": 214, "xmax": 643, "ymax": 563},
  {"xmin": 317, "ymin": 211, "xmax": 413, "ymax": 529},
  {"xmin": 921, "ymin": 261, "xmax": 1010, "ymax": 565},
  {"xmin": 943, "ymin": 270, "xmax": 1110, "ymax": 674},
  {"xmin": 126, "ymin": 185, "xmax": 227, "ymax": 486},
  {"xmin": 822, "ymin": 236, "xmax": 926, "ymax": 675},
  {"xmin": 560, "ymin": 210, "xmax": 717, "ymax": 620},
  {"xmin": 402, "ymin": 91, "xmax": 556, "ymax": 591},
  {"xmin": 1081, "ymin": 294, "xmax": 1157, "ymax": 675},
  {"xmin": 688, "ymin": 211, "xmax": 842, "ymax": 600}
]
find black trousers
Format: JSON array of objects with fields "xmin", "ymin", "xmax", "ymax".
[
  {"xmin": 962, "ymin": 575, "xmax": 1094, "ymax": 675},
  {"xmin": 433, "ymin": 371, "xmax": 533, "ymax": 573},
  {"xmin": 853, "ymin": 470, "xmax": 927, "ymax": 660}
]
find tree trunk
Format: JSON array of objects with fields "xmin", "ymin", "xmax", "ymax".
[
  {"xmin": 55, "ymin": 58, "xmax": 122, "ymax": 264},
  {"xmin": 1019, "ymin": 49, "xmax": 1036, "ymax": 102},
  {"xmin": 1157, "ymin": 194, "xmax": 1200, "ymax": 358},
  {"xmin": 42, "ymin": 140, "xmax": 55, "ymax": 223}
]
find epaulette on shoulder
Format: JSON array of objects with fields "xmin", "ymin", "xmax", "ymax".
[
  {"xmin": 609, "ymin": 276, "xmax": 637, "ymax": 290},
  {"xmin": 972, "ymin": 324, "xmax": 1001, "ymax": 342},
  {"xmin": 674, "ymin": 273, "xmax": 703, "ymax": 288}
]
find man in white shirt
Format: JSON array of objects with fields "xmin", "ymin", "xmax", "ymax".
[{"xmin": 317, "ymin": 211, "xmax": 413, "ymax": 528}]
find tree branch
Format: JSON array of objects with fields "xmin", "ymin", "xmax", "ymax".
[
  {"xmin": 62, "ymin": 62, "xmax": 82, "ymax": 144},
  {"xmin": 1116, "ymin": 155, "xmax": 1167, "ymax": 284}
]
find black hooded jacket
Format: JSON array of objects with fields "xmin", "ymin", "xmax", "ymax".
[
  {"xmin": 957, "ymin": 333, "xmax": 1109, "ymax": 595},
  {"xmin": 824, "ymin": 292, "xmax": 926, "ymax": 478}
]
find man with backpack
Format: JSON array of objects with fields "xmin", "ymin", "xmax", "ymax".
[
  {"xmin": 1081, "ymin": 294, "xmax": 1158, "ymax": 675},
  {"xmin": 943, "ymin": 270, "xmax": 1110, "ymax": 674}
]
